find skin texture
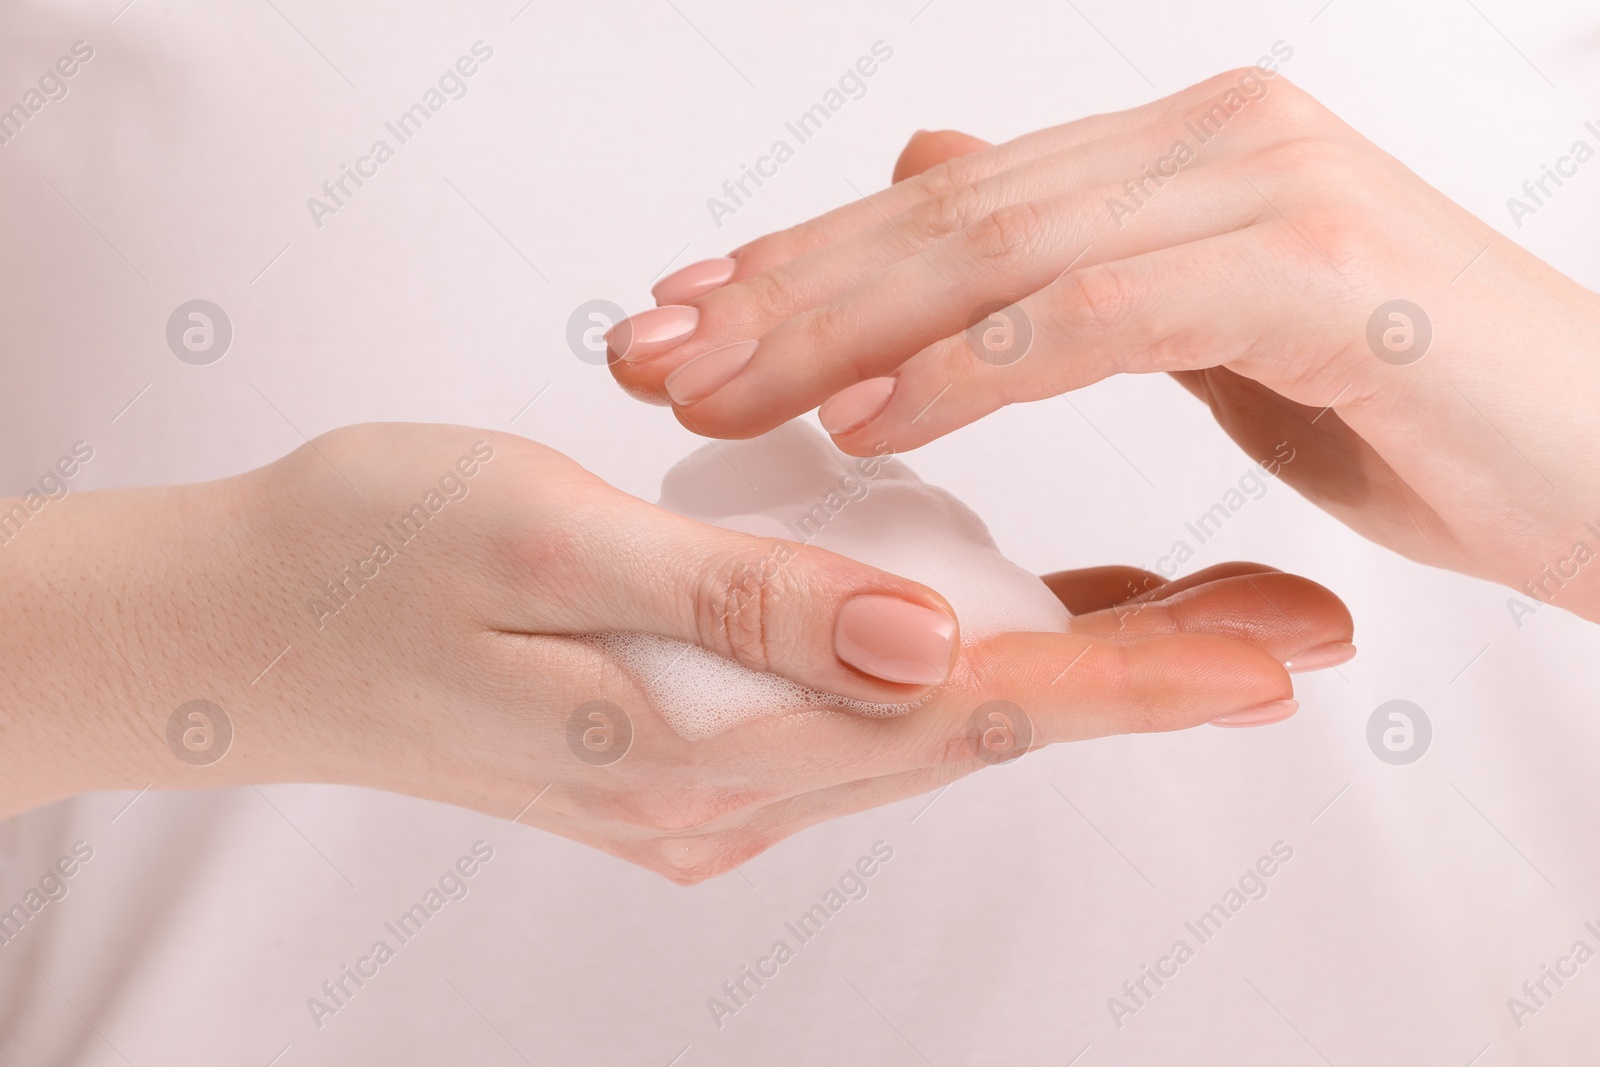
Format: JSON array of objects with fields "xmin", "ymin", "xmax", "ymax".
[
  {"xmin": 0, "ymin": 423, "xmax": 1349, "ymax": 883},
  {"xmin": 613, "ymin": 69, "xmax": 1600, "ymax": 622}
]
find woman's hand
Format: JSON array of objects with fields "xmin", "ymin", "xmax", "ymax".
[
  {"xmin": 0, "ymin": 423, "xmax": 1349, "ymax": 882},
  {"xmin": 610, "ymin": 68, "xmax": 1600, "ymax": 620}
]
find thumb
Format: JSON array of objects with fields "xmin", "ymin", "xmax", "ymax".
[
  {"xmin": 543, "ymin": 489, "xmax": 961, "ymax": 703},
  {"xmin": 892, "ymin": 128, "xmax": 992, "ymax": 183}
]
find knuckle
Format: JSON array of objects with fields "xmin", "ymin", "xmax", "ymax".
[
  {"xmin": 647, "ymin": 830, "xmax": 768, "ymax": 886},
  {"xmin": 1262, "ymin": 68, "xmax": 1303, "ymax": 95},
  {"xmin": 1245, "ymin": 141, "xmax": 1382, "ymax": 282},
  {"xmin": 935, "ymin": 329, "xmax": 988, "ymax": 382},
  {"xmin": 1184, "ymin": 69, "xmax": 1316, "ymax": 143},
  {"xmin": 1285, "ymin": 207, "xmax": 1376, "ymax": 278},
  {"xmin": 1141, "ymin": 339, "xmax": 1196, "ymax": 375},
  {"xmin": 695, "ymin": 542, "xmax": 793, "ymax": 672},
  {"xmin": 964, "ymin": 201, "xmax": 1050, "ymax": 267},
  {"xmin": 1141, "ymin": 322, "xmax": 1217, "ymax": 374},
  {"xmin": 1252, "ymin": 74, "xmax": 1318, "ymax": 126},
  {"xmin": 1052, "ymin": 262, "xmax": 1138, "ymax": 336},
  {"xmin": 1104, "ymin": 644, "xmax": 1165, "ymax": 734},
  {"xmin": 799, "ymin": 299, "xmax": 857, "ymax": 361},
  {"xmin": 737, "ymin": 266, "xmax": 801, "ymax": 324},
  {"xmin": 1254, "ymin": 136, "xmax": 1361, "ymax": 186},
  {"xmin": 1199, "ymin": 65, "xmax": 1277, "ymax": 96},
  {"xmin": 903, "ymin": 181, "xmax": 987, "ymax": 242},
  {"xmin": 1114, "ymin": 597, "xmax": 1177, "ymax": 635},
  {"xmin": 911, "ymin": 154, "xmax": 983, "ymax": 200},
  {"xmin": 651, "ymin": 842, "xmax": 730, "ymax": 886}
]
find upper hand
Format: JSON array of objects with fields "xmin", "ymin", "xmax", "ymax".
[{"xmin": 610, "ymin": 69, "xmax": 1600, "ymax": 618}]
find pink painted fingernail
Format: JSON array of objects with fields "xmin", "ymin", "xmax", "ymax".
[
  {"xmin": 605, "ymin": 305, "xmax": 699, "ymax": 363},
  {"xmin": 819, "ymin": 377, "xmax": 897, "ymax": 435},
  {"xmin": 1209, "ymin": 699, "xmax": 1298, "ymax": 728},
  {"xmin": 665, "ymin": 340, "xmax": 758, "ymax": 406},
  {"xmin": 1284, "ymin": 642, "xmax": 1357, "ymax": 674},
  {"xmin": 834, "ymin": 595, "xmax": 957, "ymax": 686},
  {"xmin": 652, "ymin": 257, "xmax": 737, "ymax": 305}
]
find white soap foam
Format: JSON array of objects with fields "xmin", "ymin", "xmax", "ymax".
[{"xmin": 596, "ymin": 421, "xmax": 1072, "ymax": 739}]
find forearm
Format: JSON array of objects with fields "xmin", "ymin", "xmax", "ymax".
[{"xmin": 0, "ymin": 481, "xmax": 240, "ymax": 817}]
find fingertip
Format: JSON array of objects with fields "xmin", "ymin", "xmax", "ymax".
[
  {"xmin": 818, "ymin": 377, "xmax": 896, "ymax": 435},
  {"xmin": 834, "ymin": 594, "xmax": 959, "ymax": 688},
  {"xmin": 605, "ymin": 305, "xmax": 699, "ymax": 364},
  {"xmin": 823, "ymin": 424, "xmax": 902, "ymax": 458},
  {"xmin": 1284, "ymin": 641, "xmax": 1357, "ymax": 674},
  {"xmin": 1209, "ymin": 699, "xmax": 1299, "ymax": 728},
  {"xmin": 652, "ymin": 257, "xmax": 738, "ymax": 306},
  {"xmin": 608, "ymin": 359, "xmax": 675, "ymax": 406}
]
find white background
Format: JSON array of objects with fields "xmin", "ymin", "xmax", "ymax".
[{"xmin": 1, "ymin": 0, "xmax": 1599, "ymax": 1063}]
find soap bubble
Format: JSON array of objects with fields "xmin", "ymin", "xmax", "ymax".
[{"xmin": 595, "ymin": 423, "xmax": 1071, "ymax": 740}]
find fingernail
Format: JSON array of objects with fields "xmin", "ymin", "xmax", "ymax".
[
  {"xmin": 1284, "ymin": 642, "xmax": 1357, "ymax": 674},
  {"xmin": 605, "ymin": 305, "xmax": 699, "ymax": 363},
  {"xmin": 819, "ymin": 377, "xmax": 896, "ymax": 435},
  {"xmin": 1209, "ymin": 699, "xmax": 1298, "ymax": 728},
  {"xmin": 665, "ymin": 340, "xmax": 758, "ymax": 406},
  {"xmin": 835, "ymin": 595, "xmax": 957, "ymax": 686},
  {"xmin": 652, "ymin": 257, "xmax": 737, "ymax": 305}
]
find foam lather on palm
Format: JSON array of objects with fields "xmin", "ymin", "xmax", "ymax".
[{"xmin": 592, "ymin": 421, "xmax": 1070, "ymax": 739}]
